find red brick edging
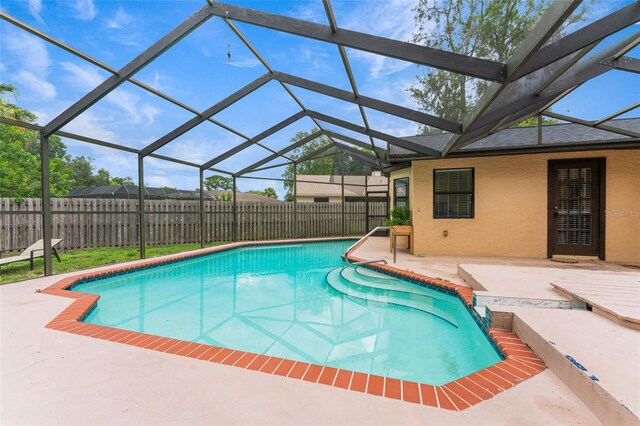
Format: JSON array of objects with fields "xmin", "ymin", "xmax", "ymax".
[{"xmin": 41, "ymin": 239, "xmax": 545, "ymax": 410}]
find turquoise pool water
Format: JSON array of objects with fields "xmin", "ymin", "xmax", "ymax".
[{"xmin": 76, "ymin": 241, "xmax": 501, "ymax": 385}]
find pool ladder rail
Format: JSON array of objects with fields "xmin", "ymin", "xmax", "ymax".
[{"xmin": 343, "ymin": 226, "xmax": 397, "ymax": 265}]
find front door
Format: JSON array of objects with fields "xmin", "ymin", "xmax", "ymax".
[{"xmin": 549, "ymin": 158, "xmax": 604, "ymax": 258}]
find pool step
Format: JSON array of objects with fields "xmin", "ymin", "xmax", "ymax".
[
  {"xmin": 342, "ymin": 267, "xmax": 448, "ymax": 301},
  {"xmin": 325, "ymin": 267, "xmax": 459, "ymax": 327}
]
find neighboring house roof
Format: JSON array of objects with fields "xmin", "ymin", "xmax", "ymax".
[
  {"xmin": 390, "ymin": 118, "xmax": 640, "ymax": 159},
  {"xmin": 207, "ymin": 190, "xmax": 283, "ymax": 203},
  {"xmin": 296, "ymin": 175, "xmax": 388, "ymax": 197},
  {"xmin": 67, "ymin": 185, "xmax": 210, "ymax": 200}
]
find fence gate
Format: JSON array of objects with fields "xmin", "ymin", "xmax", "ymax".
[{"xmin": 365, "ymin": 190, "xmax": 389, "ymax": 232}]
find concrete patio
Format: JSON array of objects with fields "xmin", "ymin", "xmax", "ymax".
[
  {"xmin": 353, "ymin": 237, "xmax": 640, "ymax": 424},
  {"xmin": 0, "ymin": 239, "xmax": 640, "ymax": 425}
]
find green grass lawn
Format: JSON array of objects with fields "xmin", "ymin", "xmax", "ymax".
[{"xmin": 0, "ymin": 242, "xmax": 225, "ymax": 285}]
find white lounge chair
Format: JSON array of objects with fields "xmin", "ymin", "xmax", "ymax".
[{"xmin": 0, "ymin": 239, "xmax": 63, "ymax": 270}]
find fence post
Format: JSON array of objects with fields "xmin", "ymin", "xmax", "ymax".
[
  {"xmin": 138, "ymin": 155, "xmax": 146, "ymax": 259},
  {"xmin": 199, "ymin": 169, "xmax": 204, "ymax": 248},
  {"xmin": 232, "ymin": 176, "xmax": 238, "ymax": 242},
  {"xmin": 364, "ymin": 175, "xmax": 369, "ymax": 233},
  {"xmin": 341, "ymin": 170, "xmax": 345, "ymax": 237},
  {"xmin": 293, "ymin": 163, "xmax": 298, "ymax": 238},
  {"xmin": 40, "ymin": 132, "xmax": 53, "ymax": 275}
]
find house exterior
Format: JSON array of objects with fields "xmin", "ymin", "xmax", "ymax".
[
  {"xmin": 295, "ymin": 173, "xmax": 388, "ymax": 203},
  {"xmin": 387, "ymin": 118, "xmax": 640, "ymax": 263},
  {"xmin": 207, "ymin": 190, "xmax": 283, "ymax": 203}
]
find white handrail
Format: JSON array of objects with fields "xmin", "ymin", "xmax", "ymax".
[{"xmin": 343, "ymin": 225, "xmax": 396, "ymax": 264}]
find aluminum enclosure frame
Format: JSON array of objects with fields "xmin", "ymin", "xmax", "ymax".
[{"xmin": 1, "ymin": 0, "xmax": 638, "ymax": 276}]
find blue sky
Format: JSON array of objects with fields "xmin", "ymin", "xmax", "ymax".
[{"xmin": 1, "ymin": 0, "xmax": 638, "ymax": 198}]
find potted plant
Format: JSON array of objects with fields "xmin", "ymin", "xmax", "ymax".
[
  {"xmin": 385, "ymin": 207, "xmax": 413, "ymax": 253},
  {"xmin": 385, "ymin": 206, "xmax": 412, "ymax": 228}
]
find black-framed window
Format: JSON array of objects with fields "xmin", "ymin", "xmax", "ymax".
[
  {"xmin": 433, "ymin": 168, "xmax": 474, "ymax": 218},
  {"xmin": 394, "ymin": 178, "xmax": 409, "ymax": 208},
  {"xmin": 314, "ymin": 197, "xmax": 329, "ymax": 203}
]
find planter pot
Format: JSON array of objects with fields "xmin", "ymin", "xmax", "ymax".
[
  {"xmin": 390, "ymin": 225, "xmax": 413, "ymax": 255},
  {"xmin": 391, "ymin": 225, "xmax": 413, "ymax": 234}
]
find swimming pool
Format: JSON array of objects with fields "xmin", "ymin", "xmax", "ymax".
[{"xmin": 74, "ymin": 240, "xmax": 501, "ymax": 385}]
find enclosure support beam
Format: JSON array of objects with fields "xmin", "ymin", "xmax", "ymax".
[
  {"xmin": 542, "ymin": 111, "xmax": 640, "ymax": 138},
  {"xmin": 207, "ymin": 1, "xmax": 506, "ymax": 81},
  {"xmin": 140, "ymin": 73, "xmax": 273, "ymax": 157},
  {"xmin": 232, "ymin": 176, "xmax": 238, "ymax": 242},
  {"xmin": 323, "ymin": 130, "xmax": 386, "ymax": 156},
  {"xmin": 138, "ymin": 156, "xmax": 146, "ymax": 259},
  {"xmin": 306, "ymin": 111, "xmax": 441, "ymax": 157},
  {"xmin": 512, "ymin": 1, "xmax": 640, "ymax": 79},
  {"xmin": 442, "ymin": 0, "xmax": 581, "ymax": 156},
  {"xmin": 42, "ymin": 6, "xmax": 212, "ymax": 136},
  {"xmin": 199, "ymin": 169, "xmax": 205, "ymax": 248},
  {"xmin": 293, "ymin": 164, "xmax": 298, "ymax": 238},
  {"xmin": 365, "ymin": 176, "xmax": 369, "ymax": 232},
  {"xmin": 200, "ymin": 111, "xmax": 306, "ymax": 170},
  {"xmin": 537, "ymin": 114, "xmax": 542, "ymax": 145},
  {"xmin": 322, "ymin": 0, "xmax": 384, "ymax": 168},
  {"xmin": 594, "ymin": 102, "xmax": 640, "ymax": 126},
  {"xmin": 273, "ymin": 72, "xmax": 461, "ymax": 134},
  {"xmin": 40, "ymin": 133, "xmax": 53, "ymax": 276},
  {"xmin": 603, "ymin": 56, "xmax": 640, "ymax": 74},
  {"xmin": 341, "ymin": 168, "xmax": 345, "ymax": 237},
  {"xmin": 236, "ymin": 131, "xmax": 325, "ymax": 176},
  {"xmin": 447, "ymin": 31, "xmax": 640, "ymax": 149},
  {"xmin": 222, "ymin": 19, "xmax": 330, "ymax": 140}
]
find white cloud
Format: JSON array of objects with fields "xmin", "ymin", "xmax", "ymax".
[
  {"xmin": 13, "ymin": 70, "xmax": 56, "ymax": 99},
  {"xmin": 228, "ymin": 56, "xmax": 262, "ymax": 69},
  {"xmin": 3, "ymin": 31, "xmax": 51, "ymax": 76},
  {"xmin": 139, "ymin": 104, "xmax": 161, "ymax": 126},
  {"xmin": 145, "ymin": 175, "xmax": 174, "ymax": 187},
  {"xmin": 343, "ymin": 0, "xmax": 419, "ymax": 41},
  {"xmin": 72, "ymin": 0, "xmax": 97, "ymax": 21},
  {"xmin": 108, "ymin": 89, "xmax": 141, "ymax": 120},
  {"xmin": 28, "ymin": 0, "xmax": 45, "ymax": 24},
  {"xmin": 285, "ymin": 2, "xmax": 326, "ymax": 24},
  {"xmin": 104, "ymin": 7, "xmax": 132, "ymax": 29},
  {"xmin": 59, "ymin": 62, "xmax": 161, "ymax": 125},
  {"xmin": 350, "ymin": 50, "xmax": 414, "ymax": 79},
  {"xmin": 341, "ymin": 0, "xmax": 423, "ymax": 79},
  {"xmin": 63, "ymin": 111, "xmax": 118, "ymax": 142},
  {"xmin": 59, "ymin": 61, "xmax": 105, "ymax": 90},
  {"xmin": 108, "ymin": 88, "xmax": 163, "ymax": 125},
  {"xmin": 31, "ymin": 109, "xmax": 50, "ymax": 123}
]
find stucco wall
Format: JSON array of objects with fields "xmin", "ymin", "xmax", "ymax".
[{"xmin": 407, "ymin": 149, "xmax": 640, "ymax": 262}]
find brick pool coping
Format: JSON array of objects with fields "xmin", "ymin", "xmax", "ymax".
[{"xmin": 41, "ymin": 238, "xmax": 546, "ymax": 411}]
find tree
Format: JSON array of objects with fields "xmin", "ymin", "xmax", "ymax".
[
  {"xmin": 111, "ymin": 176, "xmax": 135, "ymax": 186},
  {"xmin": 282, "ymin": 129, "xmax": 376, "ymax": 200},
  {"xmin": 67, "ymin": 156, "xmax": 111, "ymax": 188},
  {"xmin": 512, "ymin": 115, "xmax": 561, "ymax": 128},
  {"xmin": 262, "ymin": 187, "xmax": 278, "ymax": 199},
  {"xmin": 0, "ymin": 84, "xmax": 73, "ymax": 199},
  {"xmin": 204, "ymin": 174, "xmax": 233, "ymax": 191},
  {"xmin": 408, "ymin": 0, "xmax": 586, "ymax": 134},
  {"xmin": 1, "ymin": 83, "xmax": 135, "ymax": 199},
  {"xmin": 0, "ymin": 84, "xmax": 36, "ymax": 122},
  {"xmin": 211, "ymin": 192, "xmax": 233, "ymax": 201},
  {"xmin": 249, "ymin": 187, "xmax": 278, "ymax": 199}
]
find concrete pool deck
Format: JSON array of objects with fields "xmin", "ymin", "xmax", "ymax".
[
  {"xmin": 1, "ymin": 238, "xmax": 636, "ymax": 424},
  {"xmin": 352, "ymin": 238, "xmax": 640, "ymax": 424}
]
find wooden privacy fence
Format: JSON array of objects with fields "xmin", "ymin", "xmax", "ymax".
[{"xmin": 0, "ymin": 198, "xmax": 387, "ymax": 251}]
